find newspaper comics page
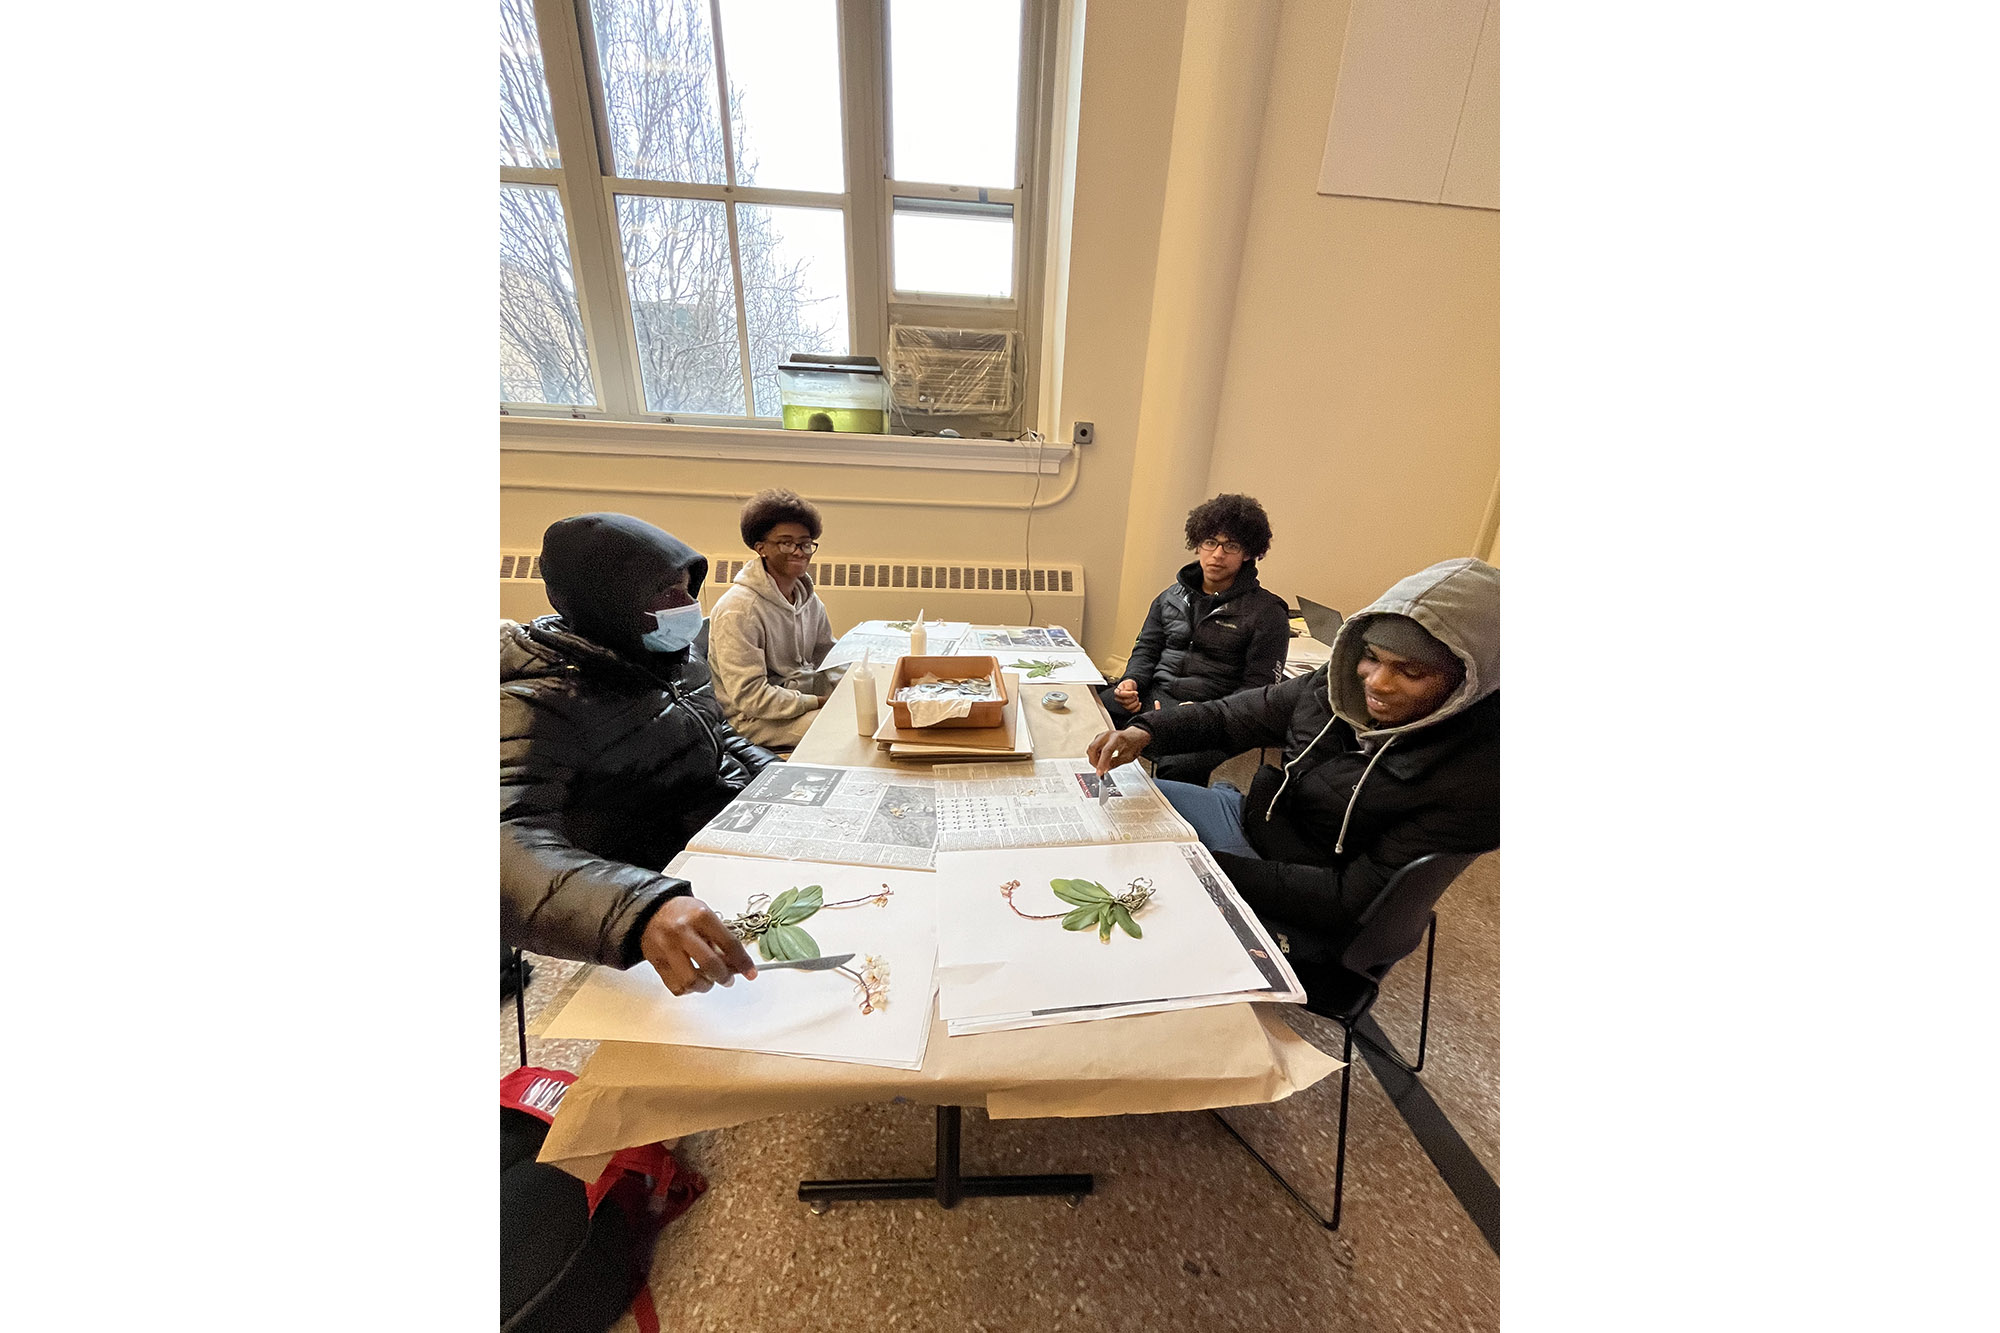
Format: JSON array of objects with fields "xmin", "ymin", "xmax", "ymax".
[
  {"xmin": 820, "ymin": 619, "xmax": 972, "ymax": 670},
  {"xmin": 932, "ymin": 758, "xmax": 1197, "ymax": 852},
  {"xmin": 686, "ymin": 764, "xmax": 941, "ymax": 869},
  {"xmin": 965, "ymin": 625, "xmax": 1082, "ymax": 651}
]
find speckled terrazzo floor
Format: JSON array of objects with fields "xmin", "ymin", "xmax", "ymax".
[{"xmin": 501, "ymin": 839, "xmax": 1500, "ymax": 1333}]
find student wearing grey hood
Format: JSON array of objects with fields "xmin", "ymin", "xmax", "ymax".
[
  {"xmin": 1088, "ymin": 558, "xmax": 1498, "ymax": 963},
  {"xmin": 502, "ymin": 513, "xmax": 778, "ymax": 997}
]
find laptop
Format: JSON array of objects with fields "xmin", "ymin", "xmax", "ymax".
[{"xmin": 1297, "ymin": 596, "xmax": 1343, "ymax": 646}]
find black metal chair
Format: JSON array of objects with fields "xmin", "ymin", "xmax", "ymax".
[{"xmin": 1214, "ymin": 850, "xmax": 1486, "ymax": 1229}]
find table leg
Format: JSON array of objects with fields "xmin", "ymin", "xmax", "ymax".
[{"xmin": 797, "ymin": 1106, "xmax": 1095, "ymax": 1210}]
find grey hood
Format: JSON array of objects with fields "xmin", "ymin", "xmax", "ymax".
[{"xmin": 1327, "ymin": 557, "xmax": 1500, "ymax": 740}]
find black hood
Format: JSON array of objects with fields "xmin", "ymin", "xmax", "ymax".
[{"xmin": 538, "ymin": 513, "xmax": 708, "ymax": 662}]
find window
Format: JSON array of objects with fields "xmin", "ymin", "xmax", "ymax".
[{"xmin": 498, "ymin": 0, "xmax": 1057, "ymax": 435}]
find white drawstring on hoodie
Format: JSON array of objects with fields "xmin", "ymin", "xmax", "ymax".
[{"xmin": 1263, "ymin": 721, "xmax": 1397, "ymax": 856}]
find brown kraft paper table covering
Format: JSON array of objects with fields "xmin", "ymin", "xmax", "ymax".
[{"xmin": 535, "ymin": 634, "xmax": 1340, "ymax": 1176}]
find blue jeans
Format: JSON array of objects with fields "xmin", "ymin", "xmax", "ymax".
[{"xmin": 1155, "ymin": 780, "xmax": 1263, "ymax": 861}]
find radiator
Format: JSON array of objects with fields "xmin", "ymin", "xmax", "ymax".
[{"xmin": 501, "ymin": 552, "xmax": 1087, "ymax": 638}]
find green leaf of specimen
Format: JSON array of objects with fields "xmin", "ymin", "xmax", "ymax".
[
  {"xmin": 1110, "ymin": 905, "xmax": 1142, "ymax": 939},
  {"xmin": 1017, "ymin": 659, "xmax": 1062, "ymax": 679},
  {"xmin": 1060, "ymin": 906, "xmax": 1100, "ymax": 931},
  {"xmin": 1051, "ymin": 878, "xmax": 1111, "ymax": 906},
  {"xmin": 761, "ymin": 922, "xmax": 820, "ymax": 962},
  {"xmin": 776, "ymin": 885, "xmax": 823, "ymax": 924},
  {"xmin": 1097, "ymin": 911, "xmax": 1115, "ymax": 943},
  {"xmin": 769, "ymin": 887, "xmax": 798, "ymax": 918}
]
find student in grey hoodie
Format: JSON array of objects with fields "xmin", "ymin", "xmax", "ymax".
[
  {"xmin": 1087, "ymin": 557, "xmax": 1499, "ymax": 962},
  {"xmin": 708, "ymin": 488, "xmax": 839, "ymax": 750}
]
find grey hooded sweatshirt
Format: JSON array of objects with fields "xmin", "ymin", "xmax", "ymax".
[
  {"xmin": 1133, "ymin": 557, "xmax": 1499, "ymax": 952},
  {"xmin": 707, "ymin": 556, "xmax": 838, "ymax": 748}
]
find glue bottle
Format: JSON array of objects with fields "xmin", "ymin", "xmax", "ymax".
[
  {"xmin": 853, "ymin": 648, "xmax": 878, "ymax": 734},
  {"xmin": 910, "ymin": 609, "xmax": 927, "ymax": 655}
]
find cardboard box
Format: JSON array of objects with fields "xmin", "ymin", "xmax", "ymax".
[{"xmin": 887, "ymin": 654, "xmax": 1008, "ymax": 729}]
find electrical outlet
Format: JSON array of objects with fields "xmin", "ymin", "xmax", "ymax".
[{"xmin": 1072, "ymin": 421, "xmax": 1095, "ymax": 446}]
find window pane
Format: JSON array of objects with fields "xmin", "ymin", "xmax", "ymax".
[
  {"xmin": 591, "ymin": 0, "xmax": 728, "ymax": 184},
  {"xmin": 889, "ymin": 0, "xmax": 1022, "ymax": 187},
  {"xmin": 500, "ymin": 186, "xmax": 596, "ymax": 405},
  {"xmin": 716, "ymin": 0, "xmax": 844, "ymax": 193},
  {"xmin": 500, "ymin": 0, "xmax": 561, "ymax": 167},
  {"xmin": 737, "ymin": 204, "xmax": 849, "ymax": 416},
  {"xmin": 892, "ymin": 201, "xmax": 1013, "ymax": 298},
  {"xmin": 617, "ymin": 194, "xmax": 745, "ymax": 414}
]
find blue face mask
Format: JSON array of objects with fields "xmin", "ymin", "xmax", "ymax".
[{"xmin": 641, "ymin": 601, "xmax": 704, "ymax": 652}]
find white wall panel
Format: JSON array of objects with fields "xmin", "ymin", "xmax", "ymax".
[{"xmin": 1317, "ymin": 0, "xmax": 1498, "ymax": 211}]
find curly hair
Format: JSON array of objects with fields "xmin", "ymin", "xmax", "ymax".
[
  {"xmin": 739, "ymin": 487, "xmax": 824, "ymax": 547},
  {"xmin": 1183, "ymin": 493, "xmax": 1273, "ymax": 560}
]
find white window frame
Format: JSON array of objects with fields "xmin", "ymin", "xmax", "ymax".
[{"xmin": 501, "ymin": 0, "xmax": 1061, "ymax": 445}]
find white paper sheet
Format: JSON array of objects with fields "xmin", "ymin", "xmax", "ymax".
[
  {"xmin": 538, "ymin": 856, "xmax": 938, "ymax": 1070},
  {"xmin": 820, "ymin": 619, "xmax": 973, "ymax": 670},
  {"xmin": 932, "ymin": 841, "xmax": 1301, "ymax": 1033},
  {"xmin": 686, "ymin": 764, "xmax": 940, "ymax": 869},
  {"xmin": 985, "ymin": 649, "xmax": 1106, "ymax": 685}
]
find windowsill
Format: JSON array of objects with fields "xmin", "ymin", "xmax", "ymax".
[{"xmin": 500, "ymin": 415, "xmax": 1072, "ymax": 474}]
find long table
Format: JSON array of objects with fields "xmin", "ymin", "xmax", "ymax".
[{"xmin": 536, "ymin": 636, "xmax": 1340, "ymax": 1208}]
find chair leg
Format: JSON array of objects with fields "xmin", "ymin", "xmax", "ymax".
[
  {"xmin": 1350, "ymin": 912, "xmax": 1440, "ymax": 1076},
  {"xmin": 513, "ymin": 948, "xmax": 529, "ymax": 1069},
  {"xmin": 1210, "ymin": 1022, "xmax": 1354, "ymax": 1231},
  {"xmin": 1330, "ymin": 1023, "xmax": 1353, "ymax": 1229},
  {"xmin": 1411, "ymin": 911, "xmax": 1438, "ymax": 1073}
]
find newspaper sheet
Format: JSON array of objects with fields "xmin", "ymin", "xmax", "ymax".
[
  {"xmin": 966, "ymin": 625, "xmax": 1082, "ymax": 651},
  {"xmin": 540, "ymin": 854, "xmax": 938, "ymax": 1070},
  {"xmin": 686, "ymin": 764, "xmax": 941, "ymax": 869},
  {"xmin": 983, "ymin": 649, "xmax": 1106, "ymax": 685},
  {"xmin": 933, "ymin": 840, "xmax": 1304, "ymax": 1035},
  {"xmin": 932, "ymin": 758, "xmax": 1197, "ymax": 852},
  {"xmin": 820, "ymin": 619, "xmax": 972, "ymax": 670}
]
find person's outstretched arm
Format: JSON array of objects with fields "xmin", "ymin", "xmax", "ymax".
[{"xmin": 501, "ymin": 691, "xmax": 755, "ymax": 993}]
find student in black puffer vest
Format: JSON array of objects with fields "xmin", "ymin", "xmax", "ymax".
[{"xmin": 1100, "ymin": 493, "xmax": 1292, "ymax": 784}]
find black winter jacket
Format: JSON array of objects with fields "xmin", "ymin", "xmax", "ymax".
[
  {"xmin": 1120, "ymin": 561, "xmax": 1291, "ymax": 703},
  {"xmin": 1133, "ymin": 558, "xmax": 1500, "ymax": 958},
  {"xmin": 501, "ymin": 617, "xmax": 777, "ymax": 967}
]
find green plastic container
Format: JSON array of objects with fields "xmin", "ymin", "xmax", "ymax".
[{"xmin": 777, "ymin": 355, "xmax": 890, "ymax": 434}]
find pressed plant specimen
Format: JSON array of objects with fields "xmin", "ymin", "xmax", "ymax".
[{"xmin": 1001, "ymin": 876, "xmax": 1156, "ymax": 942}]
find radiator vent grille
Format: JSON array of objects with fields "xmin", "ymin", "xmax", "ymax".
[
  {"xmin": 505, "ymin": 553, "xmax": 1077, "ymax": 596},
  {"xmin": 709, "ymin": 558, "xmax": 1075, "ymax": 594}
]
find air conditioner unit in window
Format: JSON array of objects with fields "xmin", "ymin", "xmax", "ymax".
[{"xmin": 888, "ymin": 326, "xmax": 1015, "ymax": 416}]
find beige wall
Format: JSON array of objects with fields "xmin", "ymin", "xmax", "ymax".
[
  {"xmin": 498, "ymin": 0, "xmax": 1497, "ymax": 661},
  {"xmin": 1201, "ymin": 0, "xmax": 1499, "ymax": 621}
]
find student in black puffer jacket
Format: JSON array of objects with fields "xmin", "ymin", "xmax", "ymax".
[
  {"xmin": 1089, "ymin": 558, "xmax": 1498, "ymax": 969},
  {"xmin": 502, "ymin": 513, "xmax": 774, "ymax": 996},
  {"xmin": 1100, "ymin": 493, "xmax": 1292, "ymax": 783}
]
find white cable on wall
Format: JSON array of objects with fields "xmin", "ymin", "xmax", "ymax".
[{"xmin": 501, "ymin": 447, "xmax": 1084, "ymax": 512}]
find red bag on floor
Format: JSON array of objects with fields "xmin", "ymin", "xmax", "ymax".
[{"xmin": 501, "ymin": 1068, "xmax": 707, "ymax": 1333}]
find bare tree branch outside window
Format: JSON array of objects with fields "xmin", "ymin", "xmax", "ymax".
[{"xmin": 501, "ymin": 0, "xmax": 846, "ymax": 414}]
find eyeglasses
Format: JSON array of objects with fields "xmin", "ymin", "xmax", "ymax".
[
  {"xmin": 1197, "ymin": 539, "xmax": 1244, "ymax": 556},
  {"xmin": 764, "ymin": 539, "xmax": 820, "ymax": 555}
]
